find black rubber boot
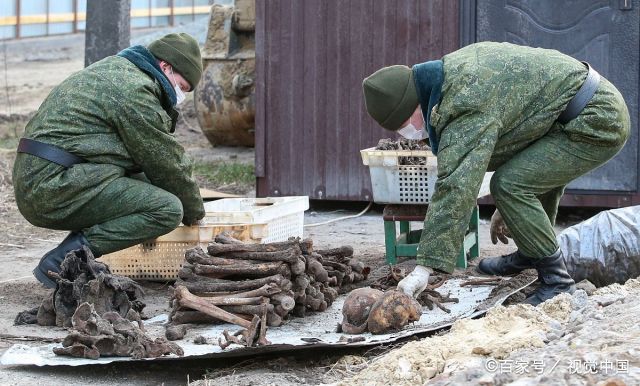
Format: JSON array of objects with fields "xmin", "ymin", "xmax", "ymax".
[
  {"xmin": 525, "ymin": 249, "xmax": 575, "ymax": 306},
  {"xmin": 477, "ymin": 250, "xmax": 535, "ymax": 276},
  {"xmin": 33, "ymin": 232, "xmax": 91, "ymax": 288}
]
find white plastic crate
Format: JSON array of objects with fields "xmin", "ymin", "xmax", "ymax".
[
  {"xmin": 203, "ymin": 196, "xmax": 309, "ymax": 243},
  {"xmin": 100, "ymin": 197, "xmax": 308, "ymax": 281},
  {"xmin": 360, "ymin": 147, "xmax": 438, "ymax": 204},
  {"xmin": 100, "ymin": 223, "xmax": 268, "ymax": 281}
]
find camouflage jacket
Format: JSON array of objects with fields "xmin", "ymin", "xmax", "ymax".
[
  {"xmin": 13, "ymin": 55, "xmax": 204, "ymax": 224},
  {"xmin": 416, "ymin": 42, "xmax": 626, "ymax": 273}
]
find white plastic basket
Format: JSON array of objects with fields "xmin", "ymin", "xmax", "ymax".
[
  {"xmin": 100, "ymin": 223, "xmax": 267, "ymax": 281},
  {"xmin": 360, "ymin": 147, "xmax": 438, "ymax": 204},
  {"xmin": 100, "ymin": 197, "xmax": 309, "ymax": 281},
  {"xmin": 204, "ymin": 196, "xmax": 309, "ymax": 243}
]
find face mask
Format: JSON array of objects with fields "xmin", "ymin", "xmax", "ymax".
[
  {"xmin": 397, "ymin": 122, "xmax": 427, "ymax": 140},
  {"xmin": 170, "ymin": 68, "xmax": 186, "ymax": 105},
  {"xmin": 397, "ymin": 108, "xmax": 427, "ymax": 140}
]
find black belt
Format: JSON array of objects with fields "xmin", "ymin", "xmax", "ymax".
[
  {"xmin": 17, "ymin": 138, "xmax": 85, "ymax": 168},
  {"xmin": 557, "ymin": 62, "xmax": 600, "ymax": 124}
]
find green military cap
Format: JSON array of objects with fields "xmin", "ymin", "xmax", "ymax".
[
  {"xmin": 362, "ymin": 65, "xmax": 419, "ymax": 131},
  {"xmin": 148, "ymin": 33, "xmax": 203, "ymax": 91}
]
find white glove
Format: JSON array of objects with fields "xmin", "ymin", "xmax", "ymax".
[
  {"xmin": 490, "ymin": 209, "xmax": 511, "ymax": 245},
  {"xmin": 397, "ymin": 265, "xmax": 432, "ymax": 298}
]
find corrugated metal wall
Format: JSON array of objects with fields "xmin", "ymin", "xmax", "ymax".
[{"xmin": 255, "ymin": 0, "xmax": 459, "ymax": 200}]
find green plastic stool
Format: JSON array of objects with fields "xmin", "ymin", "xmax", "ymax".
[{"xmin": 383, "ymin": 204, "xmax": 480, "ymax": 268}]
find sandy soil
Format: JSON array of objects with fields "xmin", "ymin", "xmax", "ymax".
[
  {"xmin": 337, "ymin": 280, "xmax": 640, "ymax": 386},
  {"xmin": 0, "ymin": 32, "xmax": 629, "ymax": 386}
]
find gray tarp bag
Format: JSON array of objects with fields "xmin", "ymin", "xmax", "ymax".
[{"xmin": 558, "ymin": 205, "xmax": 640, "ymax": 287}]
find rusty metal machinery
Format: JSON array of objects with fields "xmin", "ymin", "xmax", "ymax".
[{"xmin": 194, "ymin": 0, "xmax": 256, "ymax": 147}]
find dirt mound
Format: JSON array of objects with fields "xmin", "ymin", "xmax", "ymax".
[
  {"xmin": 338, "ymin": 293, "xmax": 574, "ymax": 385},
  {"xmin": 429, "ymin": 278, "xmax": 640, "ymax": 385},
  {"xmin": 339, "ymin": 276, "xmax": 640, "ymax": 386}
]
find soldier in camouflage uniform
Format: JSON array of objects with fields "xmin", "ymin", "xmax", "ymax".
[
  {"xmin": 13, "ymin": 33, "xmax": 206, "ymax": 288},
  {"xmin": 363, "ymin": 42, "xmax": 630, "ymax": 305}
]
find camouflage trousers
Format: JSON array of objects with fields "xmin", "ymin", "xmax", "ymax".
[
  {"xmin": 22, "ymin": 174, "xmax": 183, "ymax": 256},
  {"xmin": 491, "ymin": 81, "xmax": 629, "ymax": 258}
]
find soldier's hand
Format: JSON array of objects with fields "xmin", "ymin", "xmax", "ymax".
[
  {"xmin": 182, "ymin": 218, "xmax": 204, "ymax": 227},
  {"xmin": 490, "ymin": 209, "xmax": 511, "ymax": 244},
  {"xmin": 396, "ymin": 265, "xmax": 432, "ymax": 298}
]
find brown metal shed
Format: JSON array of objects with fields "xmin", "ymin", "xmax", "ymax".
[
  {"xmin": 256, "ymin": 0, "xmax": 640, "ymax": 207},
  {"xmin": 255, "ymin": 0, "xmax": 459, "ymax": 201}
]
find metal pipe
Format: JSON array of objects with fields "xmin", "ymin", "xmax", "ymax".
[
  {"xmin": 45, "ymin": 0, "xmax": 50, "ymax": 36},
  {"xmin": 16, "ymin": 0, "xmax": 20, "ymax": 39},
  {"xmin": 169, "ymin": 0, "xmax": 174, "ymax": 26},
  {"xmin": 73, "ymin": 0, "xmax": 78, "ymax": 34}
]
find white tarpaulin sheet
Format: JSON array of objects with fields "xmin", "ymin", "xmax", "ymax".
[{"xmin": 1, "ymin": 276, "xmax": 532, "ymax": 367}]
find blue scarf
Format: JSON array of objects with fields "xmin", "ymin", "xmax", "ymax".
[
  {"xmin": 412, "ymin": 60, "xmax": 443, "ymax": 155},
  {"xmin": 117, "ymin": 45, "xmax": 177, "ymax": 106}
]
